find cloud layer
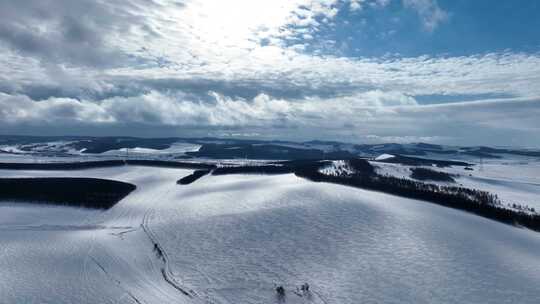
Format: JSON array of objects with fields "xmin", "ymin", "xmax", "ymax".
[{"xmin": 0, "ymin": 0, "xmax": 539, "ymax": 146}]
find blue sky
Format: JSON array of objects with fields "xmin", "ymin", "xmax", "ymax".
[
  {"xmin": 300, "ymin": 0, "xmax": 540, "ymax": 58},
  {"xmin": 0, "ymin": 0, "xmax": 539, "ymax": 146}
]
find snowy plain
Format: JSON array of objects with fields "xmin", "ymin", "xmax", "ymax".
[
  {"xmin": 371, "ymin": 156, "xmax": 540, "ymax": 211},
  {"xmin": 1, "ymin": 165, "xmax": 540, "ymax": 303}
]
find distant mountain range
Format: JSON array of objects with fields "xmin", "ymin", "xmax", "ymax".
[{"xmin": 1, "ymin": 135, "xmax": 539, "ymax": 160}]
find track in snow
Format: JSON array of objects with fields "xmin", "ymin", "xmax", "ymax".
[{"xmin": 141, "ymin": 209, "xmax": 195, "ymax": 298}]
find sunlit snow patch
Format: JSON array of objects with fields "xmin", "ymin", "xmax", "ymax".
[{"xmin": 375, "ymin": 153, "xmax": 395, "ymax": 161}]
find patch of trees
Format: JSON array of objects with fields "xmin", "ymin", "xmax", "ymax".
[
  {"xmin": 410, "ymin": 167, "xmax": 455, "ymax": 182},
  {"xmin": 177, "ymin": 170, "xmax": 211, "ymax": 185},
  {"xmin": 508, "ymin": 203, "xmax": 536, "ymax": 214},
  {"xmin": 0, "ymin": 178, "xmax": 136, "ymax": 209},
  {"xmin": 347, "ymin": 158, "xmax": 375, "ymax": 175}
]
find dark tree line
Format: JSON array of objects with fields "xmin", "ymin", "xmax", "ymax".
[
  {"xmin": 0, "ymin": 178, "xmax": 136, "ymax": 209},
  {"xmin": 177, "ymin": 170, "xmax": 211, "ymax": 185},
  {"xmin": 410, "ymin": 167, "xmax": 456, "ymax": 182}
]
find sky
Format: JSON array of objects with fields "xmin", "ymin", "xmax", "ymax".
[{"xmin": 0, "ymin": 0, "xmax": 539, "ymax": 147}]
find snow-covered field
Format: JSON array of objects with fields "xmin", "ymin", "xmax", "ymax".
[
  {"xmin": 0, "ymin": 141, "xmax": 202, "ymax": 163},
  {"xmin": 101, "ymin": 143, "xmax": 202, "ymax": 157},
  {"xmin": 371, "ymin": 156, "xmax": 540, "ymax": 211},
  {"xmin": 0, "ymin": 151, "xmax": 123, "ymax": 163},
  {"xmin": 1, "ymin": 165, "xmax": 540, "ymax": 303}
]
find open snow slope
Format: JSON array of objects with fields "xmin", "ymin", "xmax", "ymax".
[
  {"xmin": 1, "ymin": 166, "xmax": 540, "ymax": 303},
  {"xmin": 452, "ymin": 161, "xmax": 540, "ymax": 210},
  {"xmin": 0, "ymin": 166, "xmax": 197, "ymax": 304},
  {"xmin": 372, "ymin": 158, "xmax": 540, "ymax": 211}
]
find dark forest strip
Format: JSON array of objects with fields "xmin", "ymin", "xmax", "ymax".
[
  {"xmin": 0, "ymin": 178, "xmax": 136, "ymax": 209},
  {"xmin": 177, "ymin": 170, "xmax": 211, "ymax": 185},
  {"xmin": 410, "ymin": 167, "xmax": 456, "ymax": 182}
]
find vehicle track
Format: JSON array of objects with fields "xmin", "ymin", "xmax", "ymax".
[
  {"xmin": 90, "ymin": 256, "xmax": 145, "ymax": 304},
  {"xmin": 141, "ymin": 208, "xmax": 195, "ymax": 298},
  {"xmin": 76, "ymin": 169, "xmax": 196, "ymax": 304}
]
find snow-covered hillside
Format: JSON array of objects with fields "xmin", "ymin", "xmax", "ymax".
[
  {"xmin": 1, "ymin": 165, "xmax": 540, "ymax": 303},
  {"xmin": 100, "ymin": 143, "xmax": 202, "ymax": 157},
  {"xmin": 372, "ymin": 156, "xmax": 540, "ymax": 212}
]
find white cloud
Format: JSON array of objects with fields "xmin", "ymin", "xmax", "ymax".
[
  {"xmin": 402, "ymin": 0, "xmax": 448, "ymax": 32},
  {"xmin": 0, "ymin": 90, "xmax": 412, "ymax": 127},
  {"xmin": 350, "ymin": 0, "xmax": 365, "ymax": 11},
  {"xmin": 0, "ymin": 93, "xmax": 113, "ymax": 124},
  {"xmin": 0, "ymin": 0, "xmax": 539, "ymax": 146},
  {"xmin": 2, "ymin": 85, "xmax": 539, "ymax": 146}
]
